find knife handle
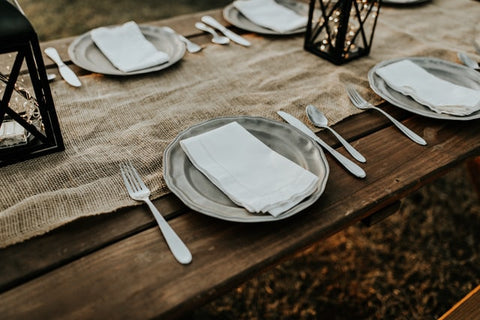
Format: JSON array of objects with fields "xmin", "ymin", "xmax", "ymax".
[
  {"xmin": 44, "ymin": 47, "xmax": 66, "ymax": 67},
  {"xmin": 201, "ymin": 15, "xmax": 227, "ymax": 33},
  {"xmin": 314, "ymin": 136, "xmax": 366, "ymax": 179}
]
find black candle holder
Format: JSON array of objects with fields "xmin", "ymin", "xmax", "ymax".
[
  {"xmin": 304, "ymin": 0, "xmax": 381, "ymax": 65},
  {"xmin": 0, "ymin": 1, "xmax": 64, "ymax": 167}
]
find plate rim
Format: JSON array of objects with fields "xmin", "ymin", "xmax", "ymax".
[
  {"xmin": 368, "ymin": 56, "xmax": 480, "ymax": 121},
  {"xmin": 68, "ymin": 24, "xmax": 186, "ymax": 76},
  {"xmin": 163, "ymin": 115, "xmax": 330, "ymax": 223}
]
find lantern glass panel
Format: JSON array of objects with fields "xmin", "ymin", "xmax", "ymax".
[{"xmin": 305, "ymin": 0, "xmax": 381, "ymax": 64}]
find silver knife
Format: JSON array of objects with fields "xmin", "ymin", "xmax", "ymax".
[
  {"xmin": 201, "ymin": 15, "xmax": 251, "ymax": 47},
  {"xmin": 44, "ymin": 47, "xmax": 81, "ymax": 87},
  {"xmin": 277, "ymin": 111, "xmax": 366, "ymax": 179}
]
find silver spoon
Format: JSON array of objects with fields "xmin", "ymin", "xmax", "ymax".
[
  {"xmin": 458, "ymin": 52, "xmax": 479, "ymax": 70},
  {"xmin": 163, "ymin": 26, "xmax": 202, "ymax": 53},
  {"xmin": 195, "ymin": 22, "xmax": 230, "ymax": 45},
  {"xmin": 306, "ymin": 104, "xmax": 366, "ymax": 163}
]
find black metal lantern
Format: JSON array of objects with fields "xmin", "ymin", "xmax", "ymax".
[
  {"xmin": 304, "ymin": 0, "xmax": 381, "ymax": 65},
  {"xmin": 0, "ymin": 0, "xmax": 64, "ymax": 167}
]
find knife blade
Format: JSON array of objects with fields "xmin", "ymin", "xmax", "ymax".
[
  {"xmin": 277, "ymin": 111, "xmax": 366, "ymax": 179},
  {"xmin": 201, "ymin": 15, "xmax": 251, "ymax": 47},
  {"xmin": 44, "ymin": 47, "xmax": 81, "ymax": 87}
]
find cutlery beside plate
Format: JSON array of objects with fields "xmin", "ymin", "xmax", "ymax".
[
  {"xmin": 201, "ymin": 15, "xmax": 251, "ymax": 47},
  {"xmin": 45, "ymin": 47, "xmax": 81, "ymax": 87},
  {"xmin": 277, "ymin": 111, "xmax": 366, "ymax": 179}
]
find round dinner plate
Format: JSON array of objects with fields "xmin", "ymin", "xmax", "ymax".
[
  {"xmin": 381, "ymin": 0, "xmax": 430, "ymax": 5},
  {"xmin": 368, "ymin": 57, "xmax": 480, "ymax": 121},
  {"xmin": 68, "ymin": 25, "xmax": 185, "ymax": 76},
  {"xmin": 163, "ymin": 116, "xmax": 329, "ymax": 223},
  {"xmin": 222, "ymin": 0, "xmax": 309, "ymax": 35}
]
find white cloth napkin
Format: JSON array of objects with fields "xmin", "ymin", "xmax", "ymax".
[
  {"xmin": 90, "ymin": 21, "xmax": 169, "ymax": 72},
  {"xmin": 180, "ymin": 121, "xmax": 319, "ymax": 217},
  {"xmin": 375, "ymin": 59, "xmax": 480, "ymax": 116},
  {"xmin": 233, "ymin": 0, "xmax": 308, "ymax": 33}
]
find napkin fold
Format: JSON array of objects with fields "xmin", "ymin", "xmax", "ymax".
[
  {"xmin": 376, "ymin": 59, "xmax": 480, "ymax": 116},
  {"xmin": 90, "ymin": 21, "xmax": 169, "ymax": 72},
  {"xmin": 233, "ymin": 0, "xmax": 308, "ymax": 33},
  {"xmin": 180, "ymin": 121, "xmax": 319, "ymax": 217}
]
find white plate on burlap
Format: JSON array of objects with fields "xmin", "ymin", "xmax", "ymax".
[
  {"xmin": 222, "ymin": 0, "xmax": 308, "ymax": 35},
  {"xmin": 163, "ymin": 116, "xmax": 329, "ymax": 222},
  {"xmin": 369, "ymin": 57, "xmax": 480, "ymax": 121},
  {"xmin": 68, "ymin": 25, "xmax": 185, "ymax": 76}
]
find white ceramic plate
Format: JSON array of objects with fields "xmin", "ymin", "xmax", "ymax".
[
  {"xmin": 382, "ymin": 0, "xmax": 430, "ymax": 5},
  {"xmin": 369, "ymin": 57, "xmax": 480, "ymax": 120},
  {"xmin": 163, "ymin": 116, "xmax": 329, "ymax": 222},
  {"xmin": 223, "ymin": 0, "xmax": 308, "ymax": 35},
  {"xmin": 68, "ymin": 25, "xmax": 185, "ymax": 76}
]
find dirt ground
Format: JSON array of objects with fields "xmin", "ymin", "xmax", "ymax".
[{"xmin": 17, "ymin": 1, "xmax": 480, "ymax": 318}]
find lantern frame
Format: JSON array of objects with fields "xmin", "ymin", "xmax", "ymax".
[
  {"xmin": 0, "ymin": 0, "xmax": 64, "ymax": 167},
  {"xmin": 304, "ymin": 0, "xmax": 381, "ymax": 65}
]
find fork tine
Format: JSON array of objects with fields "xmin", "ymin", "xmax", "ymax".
[
  {"xmin": 120, "ymin": 163, "xmax": 135, "ymax": 194},
  {"xmin": 123, "ymin": 162, "xmax": 142, "ymax": 192},
  {"xmin": 346, "ymin": 85, "xmax": 365, "ymax": 106},
  {"xmin": 126, "ymin": 162, "xmax": 148, "ymax": 190}
]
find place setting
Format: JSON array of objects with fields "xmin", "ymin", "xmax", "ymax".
[
  {"xmin": 68, "ymin": 21, "xmax": 187, "ymax": 76},
  {"xmin": 223, "ymin": 0, "xmax": 310, "ymax": 35}
]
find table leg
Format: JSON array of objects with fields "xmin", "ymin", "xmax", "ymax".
[{"xmin": 466, "ymin": 156, "xmax": 480, "ymax": 199}]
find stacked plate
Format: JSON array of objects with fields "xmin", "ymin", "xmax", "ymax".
[
  {"xmin": 163, "ymin": 116, "xmax": 329, "ymax": 223},
  {"xmin": 369, "ymin": 57, "xmax": 480, "ymax": 121}
]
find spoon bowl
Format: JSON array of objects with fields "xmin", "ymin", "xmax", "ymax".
[
  {"xmin": 195, "ymin": 22, "xmax": 230, "ymax": 45},
  {"xmin": 306, "ymin": 104, "xmax": 366, "ymax": 163},
  {"xmin": 306, "ymin": 104, "xmax": 329, "ymax": 128}
]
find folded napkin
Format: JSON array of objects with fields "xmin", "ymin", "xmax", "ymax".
[
  {"xmin": 180, "ymin": 121, "xmax": 319, "ymax": 217},
  {"xmin": 375, "ymin": 59, "xmax": 480, "ymax": 116},
  {"xmin": 90, "ymin": 21, "xmax": 169, "ymax": 72},
  {"xmin": 233, "ymin": 0, "xmax": 308, "ymax": 33}
]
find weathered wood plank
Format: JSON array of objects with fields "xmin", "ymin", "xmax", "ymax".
[
  {"xmin": 1, "ymin": 116, "xmax": 479, "ymax": 320},
  {"xmin": 439, "ymin": 285, "xmax": 480, "ymax": 320}
]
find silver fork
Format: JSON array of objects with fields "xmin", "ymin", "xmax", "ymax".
[
  {"xmin": 120, "ymin": 162, "xmax": 192, "ymax": 264},
  {"xmin": 346, "ymin": 85, "xmax": 427, "ymax": 146}
]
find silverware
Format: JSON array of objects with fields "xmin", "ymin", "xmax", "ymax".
[
  {"xmin": 47, "ymin": 73, "xmax": 56, "ymax": 81},
  {"xmin": 306, "ymin": 104, "xmax": 366, "ymax": 163},
  {"xmin": 120, "ymin": 162, "xmax": 192, "ymax": 265},
  {"xmin": 195, "ymin": 22, "xmax": 230, "ymax": 45},
  {"xmin": 457, "ymin": 52, "xmax": 479, "ymax": 70},
  {"xmin": 163, "ymin": 26, "xmax": 202, "ymax": 53},
  {"xmin": 44, "ymin": 47, "xmax": 81, "ymax": 87},
  {"xmin": 345, "ymin": 85, "xmax": 427, "ymax": 146},
  {"xmin": 201, "ymin": 16, "xmax": 251, "ymax": 47},
  {"xmin": 277, "ymin": 111, "xmax": 366, "ymax": 179}
]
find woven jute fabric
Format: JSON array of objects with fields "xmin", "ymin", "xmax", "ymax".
[{"xmin": 0, "ymin": 0, "xmax": 478, "ymax": 247}]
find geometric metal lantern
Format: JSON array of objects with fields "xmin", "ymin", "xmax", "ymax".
[
  {"xmin": 0, "ymin": 0, "xmax": 64, "ymax": 167},
  {"xmin": 304, "ymin": 0, "xmax": 381, "ymax": 65}
]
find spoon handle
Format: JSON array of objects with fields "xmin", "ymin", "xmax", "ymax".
[{"xmin": 325, "ymin": 127, "xmax": 366, "ymax": 163}]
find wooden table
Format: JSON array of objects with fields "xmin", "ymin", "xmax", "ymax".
[{"xmin": 1, "ymin": 8, "xmax": 480, "ymax": 320}]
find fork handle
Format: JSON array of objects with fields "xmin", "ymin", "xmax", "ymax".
[
  {"xmin": 145, "ymin": 199, "xmax": 192, "ymax": 264},
  {"xmin": 372, "ymin": 106, "xmax": 427, "ymax": 146}
]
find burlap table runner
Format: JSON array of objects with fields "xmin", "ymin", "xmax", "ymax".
[{"xmin": 1, "ymin": 0, "xmax": 478, "ymax": 247}]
